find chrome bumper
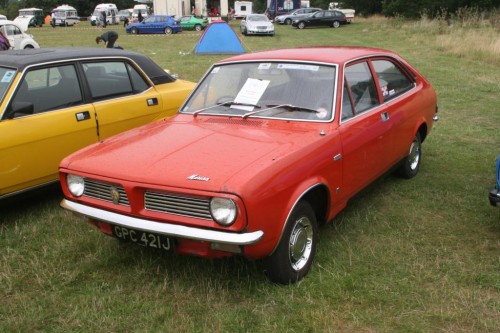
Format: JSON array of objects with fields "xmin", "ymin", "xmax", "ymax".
[{"xmin": 61, "ymin": 199, "xmax": 264, "ymax": 245}]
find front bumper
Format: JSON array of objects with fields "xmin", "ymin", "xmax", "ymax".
[
  {"xmin": 489, "ymin": 188, "xmax": 500, "ymax": 207},
  {"xmin": 247, "ymin": 30, "xmax": 274, "ymax": 35},
  {"xmin": 61, "ymin": 199, "xmax": 264, "ymax": 245}
]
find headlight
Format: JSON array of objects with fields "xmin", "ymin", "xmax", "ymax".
[
  {"xmin": 210, "ymin": 197, "xmax": 237, "ymax": 226},
  {"xmin": 67, "ymin": 174, "xmax": 85, "ymax": 197}
]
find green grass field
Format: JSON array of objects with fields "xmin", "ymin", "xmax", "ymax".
[{"xmin": 1, "ymin": 18, "xmax": 499, "ymax": 332}]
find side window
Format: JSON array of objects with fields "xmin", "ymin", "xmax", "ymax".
[
  {"xmin": 83, "ymin": 61, "xmax": 148, "ymax": 100},
  {"xmin": 341, "ymin": 81, "xmax": 354, "ymax": 121},
  {"xmin": 10, "ymin": 64, "xmax": 83, "ymax": 116},
  {"xmin": 372, "ymin": 60, "xmax": 414, "ymax": 101},
  {"xmin": 345, "ymin": 61, "xmax": 379, "ymax": 113},
  {"xmin": 4, "ymin": 24, "xmax": 22, "ymax": 36}
]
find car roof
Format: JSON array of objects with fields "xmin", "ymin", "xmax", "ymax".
[
  {"xmin": 218, "ymin": 46, "xmax": 400, "ymax": 66},
  {"xmin": 0, "ymin": 47, "xmax": 176, "ymax": 84}
]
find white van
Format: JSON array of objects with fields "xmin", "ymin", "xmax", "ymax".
[
  {"xmin": 52, "ymin": 5, "xmax": 79, "ymax": 26},
  {"xmin": 90, "ymin": 3, "xmax": 119, "ymax": 26},
  {"xmin": 131, "ymin": 4, "xmax": 150, "ymax": 23}
]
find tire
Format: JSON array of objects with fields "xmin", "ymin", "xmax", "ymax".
[
  {"xmin": 397, "ymin": 132, "xmax": 422, "ymax": 179},
  {"xmin": 264, "ymin": 201, "xmax": 318, "ymax": 284},
  {"xmin": 24, "ymin": 45, "xmax": 34, "ymax": 49},
  {"xmin": 297, "ymin": 22, "xmax": 306, "ymax": 29},
  {"xmin": 164, "ymin": 27, "xmax": 173, "ymax": 35},
  {"xmin": 285, "ymin": 18, "xmax": 292, "ymax": 25},
  {"xmin": 332, "ymin": 20, "xmax": 340, "ymax": 28},
  {"xmin": 131, "ymin": 27, "xmax": 138, "ymax": 34},
  {"xmin": 194, "ymin": 24, "xmax": 202, "ymax": 31}
]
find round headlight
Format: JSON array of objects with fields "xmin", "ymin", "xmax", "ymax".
[
  {"xmin": 67, "ymin": 174, "xmax": 85, "ymax": 197},
  {"xmin": 210, "ymin": 197, "xmax": 237, "ymax": 226}
]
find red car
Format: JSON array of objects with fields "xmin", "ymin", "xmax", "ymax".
[{"xmin": 60, "ymin": 47, "xmax": 439, "ymax": 284}]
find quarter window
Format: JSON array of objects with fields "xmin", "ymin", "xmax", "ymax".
[{"xmin": 372, "ymin": 60, "xmax": 414, "ymax": 101}]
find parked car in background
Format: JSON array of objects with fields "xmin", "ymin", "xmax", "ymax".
[
  {"xmin": 117, "ymin": 9, "xmax": 133, "ymax": 22},
  {"xmin": 0, "ymin": 47, "xmax": 195, "ymax": 199},
  {"xmin": 240, "ymin": 14, "xmax": 274, "ymax": 36},
  {"xmin": 0, "ymin": 20, "xmax": 39, "ymax": 49},
  {"xmin": 274, "ymin": 7, "xmax": 321, "ymax": 25},
  {"xmin": 15, "ymin": 7, "xmax": 44, "ymax": 27},
  {"xmin": 90, "ymin": 3, "xmax": 119, "ymax": 26},
  {"xmin": 292, "ymin": 10, "xmax": 347, "ymax": 29},
  {"xmin": 126, "ymin": 15, "xmax": 182, "ymax": 34},
  {"xmin": 59, "ymin": 46, "xmax": 439, "ymax": 284},
  {"xmin": 489, "ymin": 154, "xmax": 500, "ymax": 207},
  {"xmin": 179, "ymin": 15, "xmax": 208, "ymax": 31},
  {"xmin": 52, "ymin": 4, "xmax": 79, "ymax": 26}
]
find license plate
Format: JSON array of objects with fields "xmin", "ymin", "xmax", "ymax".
[{"xmin": 112, "ymin": 225, "xmax": 172, "ymax": 251}]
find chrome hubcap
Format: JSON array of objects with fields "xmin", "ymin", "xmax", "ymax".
[
  {"xmin": 408, "ymin": 138, "xmax": 421, "ymax": 171},
  {"xmin": 289, "ymin": 217, "xmax": 313, "ymax": 271}
]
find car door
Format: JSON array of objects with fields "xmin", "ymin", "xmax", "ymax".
[
  {"xmin": 308, "ymin": 11, "xmax": 323, "ymax": 26},
  {"xmin": 0, "ymin": 64, "xmax": 97, "ymax": 196},
  {"xmin": 181, "ymin": 16, "xmax": 193, "ymax": 29},
  {"xmin": 82, "ymin": 60, "xmax": 166, "ymax": 140},
  {"xmin": 338, "ymin": 60, "xmax": 394, "ymax": 198}
]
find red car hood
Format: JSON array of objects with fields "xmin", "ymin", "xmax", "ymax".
[{"xmin": 62, "ymin": 115, "xmax": 328, "ymax": 192}]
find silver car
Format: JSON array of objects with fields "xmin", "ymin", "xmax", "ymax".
[{"xmin": 274, "ymin": 8, "xmax": 321, "ymax": 25}]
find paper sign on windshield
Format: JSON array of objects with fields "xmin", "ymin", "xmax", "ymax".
[{"xmin": 232, "ymin": 78, "xmax": 270, "ymax": 111}]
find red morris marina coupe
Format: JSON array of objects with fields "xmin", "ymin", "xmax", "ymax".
[{"xmin": 60, "ymin": 47, "xmax": 439, "ymax": 284}]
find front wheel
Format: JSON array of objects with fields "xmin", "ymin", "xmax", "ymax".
[
  {"xmin": 297, "ymin": 22, "xmax": 306, "ymax": 29},
  {"xmin": 332, "ymin": 20, "xmax": 340, "ymax": 28},
  {"xmin": 131, "ymin": 27, "xmax": 138, "ymax": 34},
  {"xmin": 164, "ymin": 27, "xmax": 173, "ymax": 34},
  {"xmin": 194, "ymin": 24, "xmax": 202, "ymax": 31},
  {"xmin": 285, "ymin": 18, "xmax": 292, "ymax": 25},
  {"xmin": 264, "ymin": 201, "xmax": 318, "ymax": 284},
  {"xmin": 397, "ymin": 132, "xmax": 422, "ymax": 179}
]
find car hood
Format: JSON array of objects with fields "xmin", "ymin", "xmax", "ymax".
[
  {"xmin": 62, "ymin": 115, "xmax": 328, "ymax": 193},
  {"xmin": 12, "ymin": 16, "xmax": 31, "ymax": 32},
  {"xmin": 247, "ymin": 21, "xmax": 273, "ymax": 28}
]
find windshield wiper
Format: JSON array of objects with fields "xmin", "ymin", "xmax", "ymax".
[
  {"xmin": 192, "ymin": 100, "xmax": 261, "ymax": 117},
  {"xmin": 242, "ymin": 104, "xmax": 319, "ymax": 119}
]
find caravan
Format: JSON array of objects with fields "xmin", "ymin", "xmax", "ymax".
[
  {"xmin": 90, "ymin": 3, "xmax": 119, "ymax": 26},
  {"xmin": 15, "ymin": 8, "xmax": 44, "ymax": 27},
  {"xmin": 131, "ymin": 4, "xmax": 150, "ymax": 23},
  {"xmin": 52, "ymin": 5, "xmax": 79, "ymax": 26}
]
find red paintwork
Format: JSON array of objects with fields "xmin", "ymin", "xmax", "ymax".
[{"xmin": 60, "ymin": 47, "xmax": 437, "ymax": 260}]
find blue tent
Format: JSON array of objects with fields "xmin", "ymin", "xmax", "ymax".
[{"xmin": 194, "ymin": 21, "xmax": 244, "ymax": 55}]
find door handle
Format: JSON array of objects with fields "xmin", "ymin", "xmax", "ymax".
[
  {"xmin": 381, "ymin": 112, "xmax": 390, "ymax": 122},
  {"xmin": 147, "ymin": 97, "xmax": 158, "ymax": 106},
  {"xmin": 75, "ymin": 111, "xmax": 91, "ymax": 121}
]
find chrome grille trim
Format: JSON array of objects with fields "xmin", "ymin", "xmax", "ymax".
[
  {"xmin": 145, "ymin": 192, "xmax": 212, "ymax": 220},
  {"xmin": 83, "ymin": 179, "xmax": 130, "ymax": 206}
]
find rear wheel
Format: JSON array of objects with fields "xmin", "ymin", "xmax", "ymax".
[
  {"xmin": 332, "ymin": 20, "xmax": 340, "ymax": 28},
  {"xmin": 397, "ymin": 132, "xmax": 422, "ymax": 179},
  {"xmin": 264, "ymin": 201, "xmax": 318, "ymax": 284},
  {"xmin": 194, "ymin": 24, "xmax": 202, "ymax": 31},
  {"xmin": 164, "ymin": 27, "xmax": 173, "ymax": 34},
  {"xmin": 297, "ymin": 22, "xmax": 306, "ymax": 29}
]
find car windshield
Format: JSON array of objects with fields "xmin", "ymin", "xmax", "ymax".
[
  {"xmin": 0, "ymin": 67, "xmax": 16, "ymax": 106},
  {"xmin": 248, "ymin": 15, "xmax": 268, "ymax": 22},
  {"xmin": 181, "ymin": 61, "xmax": 337, "ymax": 122}
]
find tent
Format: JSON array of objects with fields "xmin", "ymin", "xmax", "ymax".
[{"xmin": 194, "ymin": 20, "xmax": 244, "ymax": 55}]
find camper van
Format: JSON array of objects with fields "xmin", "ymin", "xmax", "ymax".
[
  {"xmin": 234, "ymin": 1, "xmax": 253, "ymax": 18},
  {"xmin": 131, "ymin": 4, "xmax": 150, "ymax": 22},
  {"xmin": 52, "ymin": 5, "xmax": 79, "ymax": 26},
  {"xmin": 16, "ymin": 8, "xmax": 44, "ymax": 27},
  {"xmin": 90, "ymin": 3, "xmax": 119, "ymax": 26}
]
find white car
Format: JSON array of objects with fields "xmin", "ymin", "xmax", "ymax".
[
  {"xmin": 240, "ymin": 14, "xmax": 274, "ymax": 36},
  {"xmin": 0, "ymin": 20, "xmax": 39, "ymax": 49}
]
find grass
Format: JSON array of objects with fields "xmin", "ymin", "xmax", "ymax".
[{"xmin": 1, "ymin": 18, "xmax": 499, "ymax": 332}]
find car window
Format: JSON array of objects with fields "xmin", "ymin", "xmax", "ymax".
[
  {"xmin": 372, "ymin": 59, "xmax": 414, "ymax": 101},
  {"xmin": 9, "ymin": 64, "xmax": 83, "ymax": 117},
  {"xmin": 0, "ymin": 67, "xmax": 16, "ymax": 105},
  {"xmin": 341, "ymin": 82, "xmax": 354, "ymax": 121},
  {"xmin": 345, "ymin": 61, "xmax": 379, "ymax": 113},
  {"xmin": 4, "ymin": 24, "xmax": 22, "ymax": 36},
  {"xmin": 83, "ymin": 61, "xmax": 148, "ymax": 100}
]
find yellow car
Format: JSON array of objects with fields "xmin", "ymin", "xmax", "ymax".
[{"xmin": 0, "ymin": 47, "xmax": 195, "ymax": 199}]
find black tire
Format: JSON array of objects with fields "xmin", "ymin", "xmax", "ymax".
[
  {"xmin": 285, "ymin": 18, "xmax": 292, "ymax": 25},
  {"xmin": 264, "ymin": 201, "xmax": 318, "ymax": 284},
  {"xmin": 297, "ymin": 21, "xmax": 306, "ymax": 29},
  {"xmin": 332, "ymin": 20, "xmax": 340, "ymax": 28},
  {"xmin": 194, "ymin": 24, "xmax": 202, "ymax": 31},
  {"xmin": 165, "ymin": 27, "xmax": 173, "ymax": 34},
  {"xmin": 397, "ymin": 132, "xmax": 422, "ymax": 179},
  {"xmin": 131, "ymin": 27, "xmax": 138, "ymax": 34},
  {"xmin": 24, "ymin": 45, "xmax": 34, "ymax": 49}
]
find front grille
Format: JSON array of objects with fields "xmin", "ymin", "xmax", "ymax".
[
  {"xmin": 83, "ymin": 179, "xmax": 130, "ymax": 206},
  {"xmin": 145, "ymin": 191, "xmax": 212, "ymax": 220}
]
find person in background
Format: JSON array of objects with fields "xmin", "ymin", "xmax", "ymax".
[
  {"xmin": 96, "ymin": 30, "xmax": 119, "ymax": 48},
  {"xmin": 138, "ymin": 11, "xmax": 143, "ymax": 23},
  {"xmin": 51, "ymin": 11, "xmax": 56, "ymax": 28},
  {"xmin": 102, "ymin": 11, "xmax": 107, "ymax": 28},
  {"xmin": 0, "ymin": 30, "xmax": 11, "ymax": 51}
]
